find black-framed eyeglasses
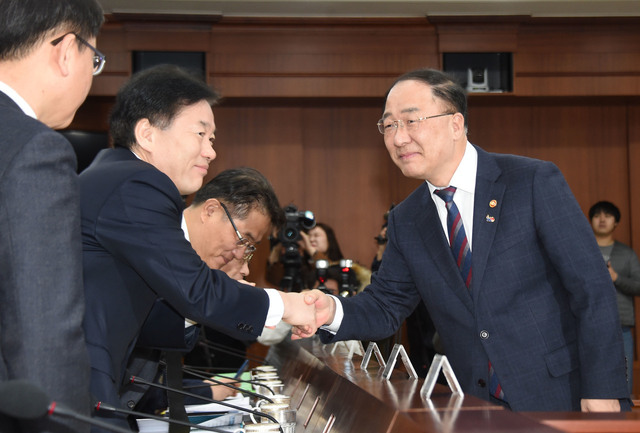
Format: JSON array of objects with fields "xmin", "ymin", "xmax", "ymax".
[
  {"xmin": 51, "ymin": 32, "xmax": 106, "ymax": 76},
  {"xmin": 220, "ymin": 202, "xmax": 257, "ymax": 263},
  {"xmin": 377, "ymin": 112, "xmax": 455, "ymax": 135}
]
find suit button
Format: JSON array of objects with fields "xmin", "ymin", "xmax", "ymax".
[
  {"xmin": 480, "ymin": 330, "xmax": 489, "ymax": 339},
  {"xmin": 478, "ymin": 379, "xmax": 486, "ymax": 388},
  {"xmin": 237, "ymin": 323, "xmax": 245, "ymax": 331},
  {"xmin": 127, "ymin": 400, "xmax": 136, "ymax": 409}
]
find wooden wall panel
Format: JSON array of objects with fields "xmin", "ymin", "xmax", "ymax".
[
  {"xmin": 434, "ymin": 21, "xmax": 520, "ymax": 53},
  {"xmin": 468, "ymin": 98, "xmax": 631, "ymax": 241},
  {"xmin": 515, "ymin": 21, "xmax": 640, "ymax": 96},
  {"xmin": 208, "ymin": 19, "xmax": 439, "ymax": 97},
  {"xmin": 629, "ymin": 104, "xmax": 640, "ymax": 251}
]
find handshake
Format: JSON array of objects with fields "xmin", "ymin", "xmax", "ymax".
[{"xmin": 278, "ymin": 289, "xmax": 337, "ymax": 339}]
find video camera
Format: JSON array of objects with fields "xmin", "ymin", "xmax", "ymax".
[
  {"xmin": 278, "ymin": 205, "xmax": 316, "ymax": 244},
  {"xmin": 277, "ymin": 205, "xmax": 315, "ymax": 292}
]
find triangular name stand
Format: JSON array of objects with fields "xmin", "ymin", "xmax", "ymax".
[
  {"xmin": 420, "ymin": 354, "xmax": 464, "ymax": 399},
  {"xmin": 381, "ymin": 344, "xmax": 418, "ymax": 380},
  {"xmin": 329, "ymin": 340, "xmax": 364, "ymax": 359},
  {"xmin": 360, "ymin": 342, "xmax": 386, "ymax": 370}
]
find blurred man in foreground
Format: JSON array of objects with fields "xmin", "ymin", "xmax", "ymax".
[{"xmin": 0, "ymin": 1, "xmax": 104, "ymax": 432}]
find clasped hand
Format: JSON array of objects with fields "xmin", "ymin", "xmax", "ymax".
[{"xmin": 278, "ymin": 289, "xmax": 336, "ymax": 340}]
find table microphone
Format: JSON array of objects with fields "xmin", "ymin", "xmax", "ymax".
[
  {"xmin": 180, "ymin": 366, "xmax": 275, "ymax": 403},
  {"xmin": 0, "ymin": 379, "xmax": 133, "ymax": 433},
  {"xmin": 129, "ymin": 376, "xmax": 280, "ymax": 425}
]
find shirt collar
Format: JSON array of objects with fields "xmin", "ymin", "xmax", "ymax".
[
  {"xmin": 0, "ymin": 81, "xmax": 37, "ymax": 119},
  {"xmin": 427, "ymin": 141, "xmax": 478, "ymax": 194},
  {"xmin": 181, "ymin": 214, "xmax": 190, "ymax": 242}
]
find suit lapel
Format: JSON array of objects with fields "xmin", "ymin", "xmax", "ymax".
[
  {"xmin": 415, "ymin": 185, "xmax": 474, "ymax": 313},
  {"xmin": 470, "ymin": 147, "xmax": 504, "ymax": 297}
]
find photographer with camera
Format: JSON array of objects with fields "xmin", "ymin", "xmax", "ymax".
[
  {"xmin": 268, "ymin": 215, "xmax": 371, "ymax": 296},
  {"xmin": 266, "ymin": 205, "xmax": 317, "ymax": 292}
]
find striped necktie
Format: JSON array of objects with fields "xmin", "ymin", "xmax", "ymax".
[
  {"xmin": 434, "ymin": 186, "xmax": 505, "ymax": 401},
  {"xmin": 434, "ymin": 187, "xmax": 472, "ymax": 288}
]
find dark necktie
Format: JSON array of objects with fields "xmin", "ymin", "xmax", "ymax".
[
  {"xmin": 434, "ymin": 186, "xmax": 505, "ymax": 401},
  {"xmin": 434, "ymin": 187, "xmax": 472, "ymax": 288}
]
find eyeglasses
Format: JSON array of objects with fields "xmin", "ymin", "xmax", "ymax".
[
  {"xmin": 377, "ymin": 112, "xmax": 455, "ymax": 135},
  {"xmin": 51, "ymin": 32, "xmax": 106, "ymax": 76},
  {"xmin": 220, "ymin": 202, "xmax": 257, "ymax": 263}
]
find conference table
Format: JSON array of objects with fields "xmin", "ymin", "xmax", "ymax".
[{"xmin": 262, "ymin": 337, "xmax": 640, "ymax": 433}]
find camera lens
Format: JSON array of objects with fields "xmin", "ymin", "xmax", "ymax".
[
  {"xmin": 284, "ymin": 227, "xmax": 298, "ymax": 241},
  {"xmin": 300, "ymin": 211, "xmax": 315, "ymax": 230}
]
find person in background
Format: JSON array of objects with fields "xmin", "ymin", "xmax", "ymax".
[
  {"xmin": 0, "ymin": 1, "xmax": 104, "ymax": 432},
  {"xmin": 79, "ymin": 65, "xmax": 317, "ymax": 431},
  {"xmin": 589, "ymin": 200, "xmax": 640, "ymax": 397},
  {"xmin": 267, "ymin": 222, "xmax": 370, "ymax": 292},
  {"xmin": 304, "ymin": 67, "xmax": 629, "ymax": 412},
  {"xmin": 266, "ymin": 222, "xmax": 336, "ymax": 291}
]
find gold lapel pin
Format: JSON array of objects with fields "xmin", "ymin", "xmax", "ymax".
[{"xmin": 489, "ymin": 199, "xmax": 497, "ymax": 208}]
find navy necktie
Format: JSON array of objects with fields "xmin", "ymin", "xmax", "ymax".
[
  {"xmin": 434, "ymin": 187, "xmax": 472, "ymax": 288},
  {"xmin": 434, "ymin": 186, "xmax": 505, "ymax": 401}
]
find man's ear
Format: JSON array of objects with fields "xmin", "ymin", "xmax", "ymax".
[
  {"xmin": 451, "ymin": 112, "xmax": 466, "ymax": 138},
  {"xmin": 134, "ymin": 118, "xmax": 154, "ymax": 152},
  {"xmin": 201, "ymin": 198, "xmax": 221, "ymax": 222},
  {"xmin": 51, "ymin": 33, "xmax": 76, "ymax": 77}
]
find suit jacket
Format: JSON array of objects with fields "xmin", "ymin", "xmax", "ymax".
[
  {"xmin": 79, "ymin": 148, "xmax": 269, "ymax": 422},
  {"xmin": 324, "ymin": 146, "xmax": 628, "ymax": 411},
  {"xmin": 609, "ymin": 241, "xmax": 640, "ymax": 326},
  {"xmin": 0, "ymin": 92, "xmax": 90, "ymax": 432}
]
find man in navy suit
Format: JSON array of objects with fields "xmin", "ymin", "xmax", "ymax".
[
  {"xmin": 80, "ymin": 65, "xmax": 317, "ymax": 430},
  {"xmin": 0, "ymin": 1, "xmax": 103, "ymax": 432},
  {"xmin": 304, "ymin": 68, "xmax": 629, "ymax": 412}
]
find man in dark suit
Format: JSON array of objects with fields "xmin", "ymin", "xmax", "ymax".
[
  {"xmin": 0, "ymin": 2, "xmax": 104, "ymax": 432},
  {"xmin": 304, "ymin": 68, "xmax": 629, "ymax": 412},
  {"xmin": 80, "ymin": 65, "xmax": 317, "ymax": 430}
]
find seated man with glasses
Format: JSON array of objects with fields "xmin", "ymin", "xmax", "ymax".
[{"xmin": 123, "ymin": 166, "xmax": 284, "ymax": 412}]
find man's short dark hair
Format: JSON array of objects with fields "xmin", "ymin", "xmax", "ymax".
[
  {"xmin": 589, "ymin": 201, "xmax": 621, "ymax": 223},
  {"xmin": 193, "ymin": 167, "xmax": 285, "ymax": 230},
  {"xmin": 0, "ymin": 0, "xmax": 103, "ymax": 60},
  {"xmin": 109, "ymin": 64, "xmax": 221, "ymax": 149},
  {"xmin": 384, "ymin": 68, "xmax": 468, "ymax": 131}
]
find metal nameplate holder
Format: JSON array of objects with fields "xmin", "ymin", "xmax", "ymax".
[
  {"xmin": 381, "ymin": 344, "xmax": 418, "ymax": 380},
  {"xmin": 360, "ymin": 342, "xmax": 386, "ymax": 370},
  {"xmin": 420, "ymin": 354, "xmax": 464, "ymax": 399},
  {"xmin": 330, "ymin": 340, "xmax": 364, "ymax": 359}
]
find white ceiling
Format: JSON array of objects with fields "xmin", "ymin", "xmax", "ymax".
[{"xmin": 98, "ymin": 0, "xmax": 640, "ymax": 18}]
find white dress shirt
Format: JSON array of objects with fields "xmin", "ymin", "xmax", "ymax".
[{"xmin": 0, "ymin": 81, "xmax": 37, "ymax": 118}]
